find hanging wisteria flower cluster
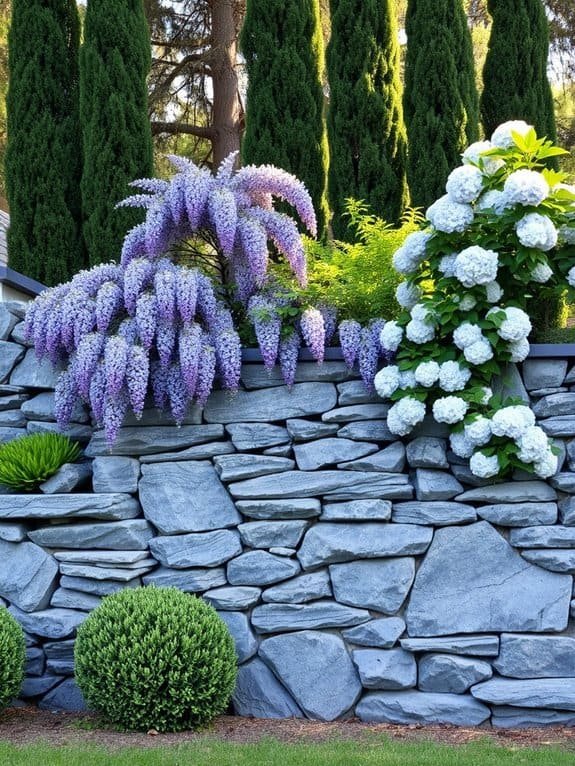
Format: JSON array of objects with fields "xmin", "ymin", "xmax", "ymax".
[
  {"xmin": 375, "ymin": 121, "xmax": 575, "ymax": 479},
  {"xmin": 25, "ymin": 154, "xmax": 319, "ymax": 445}
]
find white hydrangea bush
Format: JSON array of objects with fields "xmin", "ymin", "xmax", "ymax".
[{"xmin": 374, "ymin": 122, "xmax": 575, "ymax": 479}]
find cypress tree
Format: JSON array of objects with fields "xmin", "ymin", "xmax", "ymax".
[
  {"xmin": 403, "ymin": 0, "xmax": 480, "ymax": 210},
  {"xmin": 481, "ymin": 0, "xmax": 556, "ymax": 143},
  {"xmin": 80, "ymin": 0, "xmax": 154, "ymax": 266},
  {"xmin": 5, "ymin": 0, "xmax": 83, "ymax": 285},
  {"xmin": 241, "ymin": 0, "xmax": 329, "ymax": 238},
  {"xmin": 326, "ymin": 0, "xmax": 408, "ymax": 240}
]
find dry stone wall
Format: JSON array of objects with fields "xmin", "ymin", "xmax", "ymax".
[{"xmin": 1, "ymin": 300, "xmax": 575, "ymax": 725}]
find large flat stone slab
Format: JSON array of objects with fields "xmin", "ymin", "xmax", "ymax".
[
  {"xmin": 337, "ymin": 421, "xmax": 395, "ymax": 442},
  {"xmin": 471, "ymin": 678, "xmax": 575, "ymax": 710},
  {"xmin": 494, "ymin": 634, "xmax": 575, "ymax": 678},
  {"xmin": 214, "ymin": 454, "xmax": 294, "ymax": 481},
  {"xmin": 9, "ymin": 348, "xmax": 61, "ymax": 388},
  {"xmin": 338, "ymin": 443, "xmax": 406, "ymax": 473},
  {"xmin": 40, "ymin": 462, "xmax": 93, "ymax": 494},
  {"xmin": 9, "ymin": 606, "xmax": 86, "ymax": 639},
  {"xmin": 58, "ymin": 564, "xmax": 154, "ymax": 581},
  {"xmin": 0, "ymin": 539, "xmax": 58, "ymax": 612},
  {"xmin": 298, "ymin": 523, "xmax": 432, "ymax": 569},
  {"xmin": 85, "ymin": 425, "xmax": 224, "ymax": 456},
  {"xmin": 203, "ymin": 586, "xmax": 261, "ymax": 610},
  {"xmin": 293, "ymin": 438, "xmax": 378, "ymax": 471},
  {"xmin": 251, "ymin": 601, "xmax": 370, "ymax": 633},
  {"xmin": 142, "ymin": 566, "xmax": 227, "ymax": 592},
  {"xmin": 241, "ymin": 362, "xmax": 350, "ymax": 389},
  {"xmin": 236, "ymin": 499, "xmax": 321, "ymax": 520},
  {"xmin": 418, "ymin": 654, "xmax": 492, "ymax": 693},
  {"xmin": 21, "ymin": 392, "xmax": 89, "ymax": 423},
  {"xmin": 91, "ymin": 457, "xmax": 140, "ymax": 493},
  {"xmin": 139, "ymin": 462, "xmax": 240, "ymax": 534},
  {"xmin": 400, "ymin": 635, "xmax": 500, "ymax": 656},
  {"xmin": 455, "ymin": 482, "xmax": 557, "ymax": 504},
  {"xmin": 149, "ymin": 530, "xmax": 241, "ymax": 568},
  {"xmin": 521, "ymin": 549, "xmax": 575, "ymax": 573},
  {"xmin": 343, "ymin": 618, "xmax": 406, "ymax": 649},
  {"xmin": 330, "ymin": 559, "xmax": 415, "ymax": 613},
  {"xmin": 286, "ymin": 419, "xmax": 339, "ymax": 442},
  {"xmin": 0, "ymin": 494, "xmax": 139, "ymax": 521},
  {"xmin": 414, "ymin": 470, "xmax": 464, "ymax": 501},
  {"xmin": 259, "ymin": 631, "xmax": 362, "ymax": 720},
  {"xmin": 204, "ymin": 383, "xmax": 337, "ymax": 423},
  {"xmin": 28, "ymin": 520, "xmax": 154, "ymax": 550},
  {"xmin": 0, "ymin": 305, "xmax": 18, "ymax": 341},
  {"xmin": 227, "ymin": 551, "xmax": 300, "ymax": 586},
  {"xmin": 540, "ymin": 416, "xmax": 575, "ymax": 437},
  {"xmin": 509, "ymin": 526, "xmax": 575, "ymax": 548},
  {"xmin": 0, "ymin": 341, "xmax": 25, "ymax": 382},
  {"xmin": 322, "ymin": 405, "xmax": 389, "ymax": 423},
  {"xmin": 233, "ymin": 658, "xmax": 304, "ymax": 718},
  {"xmin": 533, "ymin": 393, "xmax": 575, "ymax": 418},
  {"xmin": 320, "ymin": 500, "xmax": 391, "ymax": 521},
  {"xmin": 405, "ymin": 522, "xmax": 571, "ymax": 636},
  {"xmin": 226, "ymin": 423, "xmax": 290, "ymax": 451},
  {"xmin": 491, "ymin": 706, "xmax": 575, "ymax": 728},
  {"xmin": 477, "ymin": 503, "xmax": 557, "ymax": 527},
  {"xmin": 523, "ymin": 359, "xmax": 567, "ymax": 390},
  {"xmin": 238, "ymin": 521, "xmax": 308, "ymax": 549},
  {"xmin": 229, "ymin": 471, "xmax": 410, "ymax": 500},
  {"xmin": 216, "ymin": 611, "xmax": 257, "ymax": 663},
  {"xmin": 356, "ymin": 691, "xmax": 490, "ymax": 725},
  {"xmin": 392, "ymin": 502, "xmax": 476, "ymax": 526},
  {"xmin": 59, "ymin": 575, "xmax": 142, "ymax": 596},
  {"xmin": 353, "ymin": 649, "xmax": 417, "ymax": 690},
  {"xmin": 262, "ymin": 571, "xmax": 332, "ymax": 604},
  {"xmin": 139, "ymin": 441, "xmax": 235, "ymax": 463}
]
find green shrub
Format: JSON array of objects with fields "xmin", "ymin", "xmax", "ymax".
[
  {"xmin": 74, "ymin": 586, "xmax": 238, "ymax": 732},
  {"xmin": 0, "ymin": 433, "xmax": 81, "ymax": 492},
  {"xmin": 0, "ymin": 608, "xmax": 26, "ymax": 710}
]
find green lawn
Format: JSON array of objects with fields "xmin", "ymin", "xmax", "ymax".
[{"xmin": 0, "ymin": 738, "xmax": 572, "ymax": 766}]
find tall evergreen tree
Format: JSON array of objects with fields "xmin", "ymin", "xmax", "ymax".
[
  {"xmin": 5, "ymin": 0, "xmax": 83, "ymax": 285},
  {"xmin": 80, "ymin": 0, "xmax": 154, "ymax": 266},
  {"xmin": 241, "ymin": 0, "xmax": 329, "ymax": 237},
  {"xmin": 326, "ymin": 0, "xmax": 408, "ymax": 239},
  {"xmin": 403, "ymin": 0, "xmax": 480, "ymax": 210},
  {"xmin": 481, "ymin": 0, "xmax": 556, "ymax": 142}
]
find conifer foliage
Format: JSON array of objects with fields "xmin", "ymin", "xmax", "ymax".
[
  {"xmin": 403, "ymin": 0, "xmax": 480, "ymax": 211},
  {"xmin": 80, "ymin": 0, "xmax": 154, "ymax": 266},
  {"xmin": 481, "ymin": 0, "xmax": 557, "ymax": 144},
  {"xmin": 240, "ymin": 0, "xmax": 329, "ymax": 237},
  {"xmin": 5, "ymin": 0, "xmax": 84, "ymax": 285},
  {"xmin": 326, "ymin": 0, "xmax": 408, "ymax": 239}
]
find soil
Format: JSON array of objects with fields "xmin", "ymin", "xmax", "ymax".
[{"xmin": 0, "ymin": 707, "xmax": 574, "ymax": 752}]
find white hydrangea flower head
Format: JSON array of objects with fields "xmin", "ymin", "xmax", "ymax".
[
  {"xmin": 490, "ymin": 405, "xmax": 535, "ymax": 440},
  {"xmin": 559, "ymin": 225, "xmax": 575, "ymax": 245},
  {"xmin": 453, "ymin": 323, "xmax": 483, "ymax": 350},
  {"xmin": 395, "ymin": 281, "xmax": 422, "ymax": 309},
  {"xmin": 446, "ymin": 165, "xmax": 484, "ymax": 204},
  {"xmin": 464, "ymin": 338, "xmax": 494, "ymax": 366},
  {"xmin": 490, "ymin": 120, "xmax": 532, "ymax": 149},
  {"xmin": 414, "ymin": 360, "xmax": 440, "ymax": 388},
  {"xmin": 469, "ymin": 451, "xmax": 500, "ymax": 478},
  {"xmin": 508, "ymin": 337, "xmax": 530, "ymax": 363},
  {"xmin": 410, "ymin": 303, "xmax": 432, "ymax": 322},
  {"xmin": 485, "ymin": 281, "xmax": 503, "ymax": 303},
  {"xmin": 392, "ymin": 246, "xmax": 419, "ymax": 275},
  {"xmin": 497, "ymin": 306, "xmax": 532, "ymax": 342},
  {"xmin": 406, "ymin": 319, "xmax": 435, "ymax": 344},
  {"xmin": 439, "ymin": 360, "xmax": 472, "ymax": 392},
  {"xmin": 454, "ymin": 246, "xmax": 499, "ymax": 287},
  {"xmin": 380, "ymin": 321, "xmax": 404, "ymax": 352},
  {"xmin": 387, "ymin": 397, "xmax": 426, "ymax": 436},
  {"xmin": 426, "ymin": 195, "xmax": 474, "ymax": 233},
  {"xmin": 374, "ymin": 365, "xmax": 400, "ymax": 399},
  {"xmin": 462, "ymin": 140, "xmax": 493, "ymax": 164},
  {"xmin": 432, "ymin": 396, "xmax": 469, "ymax": 424},
  {"xmin": 516, "ymin": 213, "xmax": 558, "ymax": 252},
  {"xmin": 475, "ymin": 189, "xmax": 512, "ymax": 214},
  {"xmin": 503, "ymin": 169, "xmax": 550, "ymax": 207},
  {"xmin": 438, "ymin": 253, "xmax": 457, "ymax": 277},
  {"xmin": 399, "ymin": 369, "xmax": 417, "ymax": 389},
  {"xmin": 517, "ymin": 425, "xmax": 550, "ymax": 464},
  {"xmin": 450, "ymin": 431, "xmax": 475, "ymax": 458},
  {"xmin": 403, "ymin": 230, "xmax": 433, "ymax": 259},
  {"xmin": 534, "ymin": 450, "xmax": 559, "ymax": 479},
  {"xmin": 530, "ymin": 262, "xmax": 553, "ymax": 284},
  {"xmin": 480, "ymin": 386, "xmax": 493, "ymax": 405},
  {"xmin": 568, "ymin": 265, "xmax": 575, "ymax": 288},
  {"xmin": 464, "ymin": 416, "xmax": 492, "ymax": 447}
]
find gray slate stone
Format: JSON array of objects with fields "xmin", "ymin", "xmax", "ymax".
[
  {"xmin": 214, "ymin": 454, "xmax": 294, "ymax": 481},
  {"xmin": 521, "ymin": 549, "xmax": 575, "ymax": 573},
  {"xmin": 53, "ymin": 550, "xmax": 150, "ymax": 565},
  {"xmin": 494, "ymin": 634, "xmax": 575, "ymax": 678},
  {"xmin": 216, "ymin": 610, "xmax": 258, "ymax": 663},
  {"xmin": 418, "ymin": 654, "xmax": 492, "ymax": 693},
  {"xmin": 400, "ymin": 636, "xmax": 500, "ymax": 656},
  {"xmin": 0, "ymin": 493, "xmax": 140, "ymax": 521},
  {"xmin": 471, "ymin": 678, "xmax": 575, "ymax": 710},
  {"xmin": 259, "ymin": 630, "xmax": 362, "ymax": 720},
  {"xmin": 60, "ymin": 575, "xmax": 141, "ymax": 596},
  {"xmin": 320, "ymin": 499, "xmax": 391, "ymax": 521},
  {"xmin": 343, "ymin": 618, "xmax": 406, "ymax": 649},
  {"xmin": 540, "ymin": 416, "xmax": 575, "ymax": 438},
  {"xmin": 531, "ymin": 386, "xmax": 568, "ymax": 396},
  {"xmin": 324, "ymin": 483, "xmax": 412, "ymax": 502},
  {"xmin": 140, "ymin": 462, "xmax": 240, "ymax": 534},
  {"xmin": 338, "ymin": 443, "xmax": 406, "ymax": 473},
  {"xmin": 29, "ymin": 519, "xmax": 153, "ymax": 550},
  {"xmin": 121, "ymin": 404, "xmax": 202, "ymax": 427},
  {"xmin": 353, "ymin": 649, "xmax": 417, "ymax": 690},
  {"xmin": 0, "ymin": 522, "xmax": 27, "ymax": 542},
  {"xmin": 298, "ymin": 523, "xmax": 432, "ymax": 569},
  {"xmin": 493, "ymin": 363, "xmax": 529, "ymax": 403},
  {"xmin": 533, "ymin": 393, "xmax": 575, "ymax": 418},
  {"xmin": 0, "ymin": 393, "xmax": 27, "ymax": 411},
  {"xmin": 337, "ymin": 380, "xmax": 381, "ymax": 406},
  {"xmin": 142, "ymin": 566, "xmax": 227, "ymax": 592},
  {"xmin": 38, "ymin": 678, "xmax": 87, "ymax": 712},
  {"xmin": 26, "ymin": 420, "xmax": 92, "ymax": 443},
  {"xmin": 0, "ymin": 409, "xmax": 26, "ymax": 427},
  {"xmin": 0, "ymin": 426, "xmax": 25, "ymax": 444},
  {"xmin": 236, "ymin": 499, "xmax": 321, "ymax": 520},
  {"xmin": 294, "ymin": 438, "xmax": 378, "ymax": 471},
  {"xmin": 337, "ymin": 421, "xmax": 394, "ymax": 442},
  {"xmin": 86, "ymin": 424, "xmax": 224, "ymax": 456},
  {"xmin": 559, "ymin": 496, "xmax": 575, "ymax": 525},
  {"xmin": 456, "ymin": 481, "xmax": 557, "ymax": 504},
  {"xmin": 226, "ymin": 423, "xmax": 290, "ymax": 451},
  {"xmin": 50, "ymin": 588, "xmax": 102, "ymax": 611},
  {"xmin": 44, "ymin": 639, "xmax": 75, "ymax": 675},
  {"xmin": 150, "ymin": 530, "xmax": 241, "ymax": 568},
  {"xmin": 406, "ymin": 438, "xmax": 448, "ymax": 469},
  {"xmin": 491, "ymin": 706, "xmax": 575, "ymax": 728},
  {"xmin": 330, "ymin": 558, "xmax": 414, "ymax": 613},
  {"xmin": 263, "ymin": 445, "xmax": 293, "ymax": 458},
  {"xmin": 205, "ymin": 383, "xmax": 337, "ymax": 423},
  {"xmin": 20, "ymin": 676, "xmax": 64, "ymax": 699},
  {"xmin": 233, "ymin": 658, "xmax": 304, "ymax": 718},
  {"xmin": 478, "ymin": 502, "xmax": 557, "ymax": 527},
  {"xmin": 410, "ymin": 416, "xmax": 451, "ymax": 439},
  {"xmin": 0, "ymin": 341, "xmax": 25, "ymax": 382},
  {"xmin": 227, "ymin": 551, "xmax": 300, "ymax": 586},
  {"xmin": 59, "ymin": 563, "xmax": 154, "ymax": 581},
  {"xmin": 286, "ymin": 419, "xmax": 339, "ymax": 442},
  {"xmin": 21, "ymin": 392, "xmax": 89, "ymax": 423},
  {"xmin": 262, "ymin": 570, "xmax": 331, "ymax": 604},
  {"xmin": 405, "ymin": 521, "xmax": 571, "ymax": 636},
  {"xmin": 356, "ymin": 691, "xmax": 490, "ymax": 725},
  {"xmin": 392, "ymin": 501, "xmax": 476, "ymax": 526},
  {"xmin": 9, "ymin": 606, "xmax": 86, "ymax": 639},
  {"xmin": 39, "ymin": 462, "xmax": 93, "ymax": 494},
  {"xmin": 204, "ymin": 586, "xmax": 261, "ymax": 610},
  {"xmin": 9, "ymin": 348, "xmax": 61, "ymax": 388},
  {"xmin": 550, "ymin": 472, "xmax": 575, "ymax": 492},
  {"xmin": 241, "ymin": 362, "xmax": 350, "ymax": 389},
  {"xmin": 523, "ymin": 359, "xmax": 567, "ymax": 390},
  {"xmin": 509, "ymin": 526, "xmax": 575, "ymax": 548},
  {"xmin": 238, "ymin": 520, "xmax": 308, "ymax": 549},
  {"xmin": 0, "ymin": 539, "xmax": 57, "ymax": 611},
  {"xmin": 25, "ymin": 646, "xmax": 45, "ymax": 676},
  {"xmin": 139, "ymin": 441, "xmax": 235, "ymax": 463},
  {"xmin": 9, "ymin": 321, "xmax": 28, "ymax": 346},
  {"xmin": 92, "ymin": 457, "xmax": 140, "ymax": 493},
  {"xmin": 414, "ymin": 469, "xmax": 464, "ymax": 501},
  {"xmin": 322, "ymin": 404, "xmax": 389, "ymax": 423},
  {"xmin": 269, "ymin": 547, "xmax": 295, "ymax": 557},
  {"xmin": 0, "ymin": 305, "xmax": 18, "ymax": 341},
  {"xmin": 251, "ymin": 600, "xmax": 370, "ymax": 633}
]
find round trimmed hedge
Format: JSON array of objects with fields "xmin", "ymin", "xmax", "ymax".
[
  {"xmin": 74, "ymin": 586, "xmax": 238, "ymax": 731},
  {"xmin": 0, "ymin": 608, "xmax": 25, "ymax": 709}
]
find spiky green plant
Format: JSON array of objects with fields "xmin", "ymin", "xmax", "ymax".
[
  {"xmin": 0, "ymin": 433, "xmax": 81, "ymax": 492},
  {"xmin": 0, "ymin": 608, "xmax": 25, "ymax": 710}
]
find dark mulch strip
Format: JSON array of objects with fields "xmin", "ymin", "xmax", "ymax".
[{"xmin": 0, "ymin": 707, "xmax": 574, "ymax": 751}]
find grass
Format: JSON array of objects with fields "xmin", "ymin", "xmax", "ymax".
[{"xmin": 0, "ymin": 737, "xmax": 572, "ymax": 766}]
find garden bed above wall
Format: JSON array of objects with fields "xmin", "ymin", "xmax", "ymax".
[{"xmin": 1, "ymin": 299, "xmax": 575, "ymax": 725}]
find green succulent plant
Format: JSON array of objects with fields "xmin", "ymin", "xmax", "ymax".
[{"xmin": 0, "ymin": 432, "xmax": 81, "ymax": 491}]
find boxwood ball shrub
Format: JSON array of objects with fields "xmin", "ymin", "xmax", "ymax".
[
  {"xmin": 74, "ymin": 586, "xmax": 238, "ymax": 732},
  {"xmin": 0, "ymin": 608, "xmax": 25, "ymax": 710},
  {"xmin": 0, "ymin": 433, "xmax": 81, "ymax": 491}
]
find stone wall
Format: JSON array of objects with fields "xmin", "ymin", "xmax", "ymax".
[{"xmin": 1, "ymin": 299, "xmax": 575, "ymax": 725}]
